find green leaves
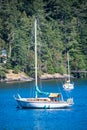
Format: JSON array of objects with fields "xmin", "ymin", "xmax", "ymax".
[{"xmin": 0, "ymin": 0, "xmax": 87, "ymax": 78}]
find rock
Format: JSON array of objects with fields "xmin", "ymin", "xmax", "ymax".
[
  {"xmin": 40, "ymin": 73, "xmax": 65, "ymax": 80},
  {"xmin": 5, "ymin": 69, "xmax": 33, "ymax": 83}
]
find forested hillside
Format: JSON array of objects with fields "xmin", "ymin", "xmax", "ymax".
[{"xmin": 0, "ymin": 0, "xmax": 87, "ymax": 79}]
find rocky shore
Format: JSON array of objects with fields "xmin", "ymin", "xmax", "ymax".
[
  {"xmin": 0, "ymin": 70, "xmax": 32, "ymax": 83},
  {"xmin": 0, "ymin": 70, "xmax": 70, "ymax": 83},
  {"xmin": 40, "ymin": 73, "xmax": 69, "ymax": 80}
]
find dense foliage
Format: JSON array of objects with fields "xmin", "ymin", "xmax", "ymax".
[{"xmin": 0, "ymin": 0, "xmax": 87, "ymax": 78}]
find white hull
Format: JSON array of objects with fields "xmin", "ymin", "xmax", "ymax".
[
  {"xmin": 63, "ymin": 83, "xmax": 74, "ymax": 90},
  {"xmin": 15, "ymin": 98, "xmax": 72, "ymax": 109}
]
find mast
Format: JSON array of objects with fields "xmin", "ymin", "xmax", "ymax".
[
  {"xmin": 35, "ymin": 19, "xmax": 38, "ymax": 98},
  {"xmin": 67, "ymin": 52, "xmax": 70, "ymax": 82}
]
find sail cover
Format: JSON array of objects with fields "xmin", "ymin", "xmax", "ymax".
[{"xmin": 36, "ymin": 85, "xmax": 49, "ymax": 95}]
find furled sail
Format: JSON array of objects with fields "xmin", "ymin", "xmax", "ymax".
[{"xmin": 36, "ymin": 85, "xmax": 49, "ymax": 96}]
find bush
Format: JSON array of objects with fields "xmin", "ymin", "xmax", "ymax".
[
  {"xmin": 0, "ymin": 67, "xmax": 8, "ymax": 73},
  {"xmin": 0, "ymin": 71, "xmax": 6, "ymax": 79},
  {"xmin": 13, "ymin": 67, "xmax": 20, "ymax": 74},
  {"xmin": 5, "ymin": 58, "xmax": 12, "ymax": 69}
]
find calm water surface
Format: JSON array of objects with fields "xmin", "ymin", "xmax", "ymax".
[{"xmin": 0, "ymin": 79, "xmax": 87, "ymax": 130}]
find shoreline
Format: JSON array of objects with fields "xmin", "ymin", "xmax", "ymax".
[{"xmin": 0, "ymin": 70, "xmax": 72, "ymax": 83}]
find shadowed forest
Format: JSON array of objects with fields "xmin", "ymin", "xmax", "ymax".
[{"xmin": 0, "ymin": 0, "xmax": 87, "ymax": 78}]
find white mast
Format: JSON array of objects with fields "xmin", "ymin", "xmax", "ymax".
[
  {"xmin": 35, "ymin": 19, "xmax": 38, "ymax": 98},
  {"xmin": 67, "ymin": 52, "xmax": 70, "ymax": 82}
]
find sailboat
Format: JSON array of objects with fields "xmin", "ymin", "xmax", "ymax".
[
  {"xmin": 63, "ymin": 52, "xmax": 74, "ymax": 90},
  {"xmin": 14, "ymin": 19, "xmax": 73, "ymax": 109}
]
